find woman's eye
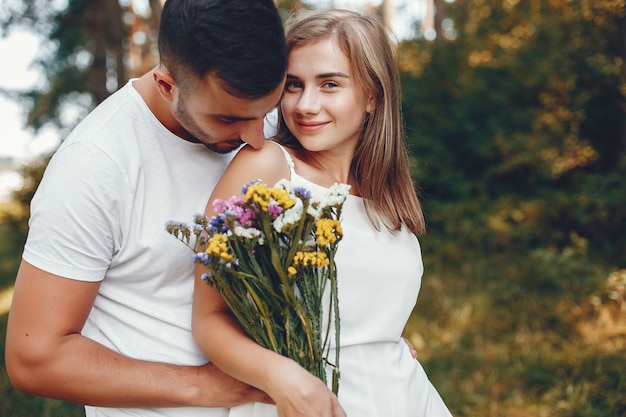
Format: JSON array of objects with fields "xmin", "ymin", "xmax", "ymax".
[
  {"xmin": 285, "ymin": 81, "xmax": 303, "ymax": 91},
  {"xmin": 322, "ymin": 81, "xmax": 339, "ymax": 88}
]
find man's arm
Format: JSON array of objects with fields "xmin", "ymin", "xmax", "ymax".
[{"xmin": 5, "ymin": 260, "xmax": 269, "ymax": 408}]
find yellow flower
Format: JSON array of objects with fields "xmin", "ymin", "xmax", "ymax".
[
  {"xmin": 244, "ymin": 183, "xmax": 271, "ymax": 211},
  {"xmin": 290, "ymin": 251, "xmax": 329, "ymax": 276},
  {"xmin": 313, "ymin": 252, "xmax": 330, "ymax": 267},
  {"xmin": 315, "ymin": 219, "xmax": 343, "ymax": 247},
  {"xmin": 205, "ymin": 234, "xmax": 232, "ymax": 262},
  {"xmin": 244, "ymin": 182, "xmax": 296, "ymax": 212},
  {"xmin": 270, "ymin": 188, "xmax": 296, "ymax": 210}
]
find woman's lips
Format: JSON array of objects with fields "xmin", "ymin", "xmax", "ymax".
[{"xmin": 296, "ymin": 121, "xmax": 329, "ymax": 133}]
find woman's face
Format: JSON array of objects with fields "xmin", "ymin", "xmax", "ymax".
[{"xmin": 281, "ymin": 38, "xmax": 372, "ymax": 155}]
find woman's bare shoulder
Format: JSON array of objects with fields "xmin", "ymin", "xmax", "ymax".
[
  {"xmin": 228, "ymin": 142, "xmax": 290, "ymax": 177},
  {"xmin": 207, "ymin": 142, "xmax": 292, "ymax": 213}
]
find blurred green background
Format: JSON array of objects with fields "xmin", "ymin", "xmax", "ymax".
[{"xmin": 1, "ymin": 0, "xmax": 624, "ymax": 416}]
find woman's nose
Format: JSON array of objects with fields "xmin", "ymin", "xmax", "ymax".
[{"xmin": 295, "ymin": 88, "xmax": 321, "ymax": 115}]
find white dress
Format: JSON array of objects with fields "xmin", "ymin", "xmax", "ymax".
[{"xmin": 229, "ymin": 145, "xmax": 453, "ymax": 417}]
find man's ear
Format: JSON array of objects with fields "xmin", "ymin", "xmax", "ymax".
[{"xmin": 153, "ymin": 66, "xmax": 177, "ymax": 102}]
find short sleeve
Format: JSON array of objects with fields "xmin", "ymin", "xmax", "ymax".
[{"xmin": 23, "ymin": 142, "xmax": 129, "ymax": 282}]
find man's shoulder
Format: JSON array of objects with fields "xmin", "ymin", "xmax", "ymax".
[
  {"xmin": 61, "ymin": 81, "xmax": 147, "ymax": 149},
  {"xmin": 84, "ymin": 81, "xmax": 141, "ymax": 128}
]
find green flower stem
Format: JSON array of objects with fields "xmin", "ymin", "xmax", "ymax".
[
  {"xmin": 330, "ymin": 251, "xmax": 340, "ymax": 394},
  {"xmin": 240, "ymin": 278, "xmax": 277, "ymax": 341},
  {"xmin": 284, "ymin": 200, "xmax": 310, "ymax": 270}
]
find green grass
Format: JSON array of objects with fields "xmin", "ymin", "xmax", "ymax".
[{"xmin": 408, "ymin": 237, "xmax": 626, "ymax": 417}]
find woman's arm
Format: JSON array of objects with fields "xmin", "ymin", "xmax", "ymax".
[{"xmin": 191, "ymin": 143, "xmax": 346, "ymax": 417}]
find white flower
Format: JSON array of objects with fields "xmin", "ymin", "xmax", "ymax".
[
  {"xmin": 307, "ymin": 197, "xmax": 323, "ymax": 220},
  {"xmin": 273, "ymin": 196, "xmax": 304, "ymax": 232},
  {"xmin": 233, "ymin": 225, "xmax": 263, "ymax": 241},
  {"xmin": 274, "ymin": 178, "xmax": 294, "ymax": 193},
  {"xmin": 320, "ymin": 183, "xmax": 351, "ymax": 209}
]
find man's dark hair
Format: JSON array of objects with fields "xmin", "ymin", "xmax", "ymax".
[{"xmin": 158, "ymin": 0, "xmax": 287, "ymax": 98}]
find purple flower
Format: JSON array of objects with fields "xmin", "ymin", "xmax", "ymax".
[
  {"xmin": 208, "ymin": 213, "xmax": 228, "ymax": 233},
  {"xmin": 192, "ymin": 252, "xmax": 212, "ymax": 265},
  {"xmin": 294, "ymin": 187, "xmax": 311, "ymax": 200},
  {"xmin": 241, "ymin": 179, "xmax": 262, "ymax": 194}
]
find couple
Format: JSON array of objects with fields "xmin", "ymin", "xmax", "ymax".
[{"xmin": 5, "ymin": 1, "xmax": 453, "ymax": 417}]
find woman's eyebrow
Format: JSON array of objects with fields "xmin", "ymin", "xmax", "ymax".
[
  {"xmin": 317, "ymin": 72, "xmax": 349, "ymax": 79},
  {"xmin": 286, "ymin": 72, "xmax": 350, "ymax": 79}
]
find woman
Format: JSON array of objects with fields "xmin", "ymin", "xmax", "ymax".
[{"xmin": 192, "ymin": 9, "xmax": 454, "ymax": 417}]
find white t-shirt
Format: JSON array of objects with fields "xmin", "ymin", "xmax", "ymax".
[{"xmin": 23, "ymin": 80, "xmax": 235, "ymax": 417}]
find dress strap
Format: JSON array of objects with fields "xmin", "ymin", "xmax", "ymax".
[{"xmin": 269, "ymin": 141, "xmax": 296, "ymax": 178}]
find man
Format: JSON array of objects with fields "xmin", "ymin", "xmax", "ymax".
[{"xmin": 5, "ymin": 1, "xmax": 287, "ymax": 416}]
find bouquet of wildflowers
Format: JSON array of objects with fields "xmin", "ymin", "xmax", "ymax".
[{"xmin": 166, "ymin": 179, "xmax": 349, "ymax": 393}]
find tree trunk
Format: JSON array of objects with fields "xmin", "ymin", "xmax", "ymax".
[
  {"xmin": 616, "ymin": 10, "xmax": 626, "ymax": 163},
  {"xmin": 433, "ymin": 0, "xmax": 446, "ymax": 44},
  {"xmin": 105, "ymin": 0, "xmax": 126, "ymax": 93},
  {"xmin": 88, "ymin": 0, "xmax": 109, "ymax": 104}
]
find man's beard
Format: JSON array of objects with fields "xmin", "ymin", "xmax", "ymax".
[{"xmin": 174, "ymin": 96, "xmax": 243, "ymax": 154}]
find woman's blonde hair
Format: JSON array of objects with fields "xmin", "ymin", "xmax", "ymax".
[{"xmin": 275, "ymin": 9, "xmax": 425, "ymax": 235}]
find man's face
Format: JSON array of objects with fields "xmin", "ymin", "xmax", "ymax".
[{"xmin": 173, "ymin": 73, "xmax": 284, "ymax": 154}]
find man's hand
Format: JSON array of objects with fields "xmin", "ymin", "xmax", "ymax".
[{"xmin": 198, "ymin": 362, "xmax": 272, "ymax": 407}]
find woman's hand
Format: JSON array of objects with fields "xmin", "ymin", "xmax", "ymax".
[{"xmin": 266, "ymin": 358, "xmax": 346, "ymax": 417}]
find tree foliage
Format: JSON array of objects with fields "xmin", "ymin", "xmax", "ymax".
[
  {"xmin": 0, "ymin": 0, "xmax": 314, "ymax": 133},
  {"xmin": 0, "ymin": 0, "xmax": 162, "ymax": 132},
  {"xmin": 399, "ymin": 0, "xmax": 626, "ymax": 264}
]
